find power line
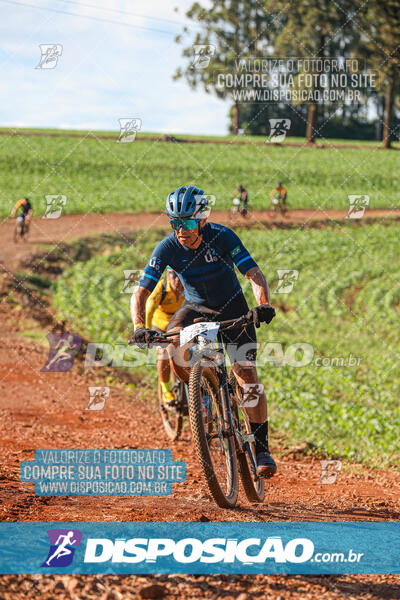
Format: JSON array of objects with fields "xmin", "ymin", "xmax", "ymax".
[
  {"xmin": 56, "ymin": 0, "xmax": 195, "ymax": 29},
  {"xmin": 0, "ymin": 0, "xmax": 180, "ymax": 35}
]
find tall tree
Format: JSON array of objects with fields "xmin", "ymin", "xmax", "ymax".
[
  {"xmin": 355, "ymin": 0, "xmax": 400, "ymax": 148},
  {"xmin": 264, "ymin": 0, "xmax": 357, "ymax": 142},
  {"xmin": 174, "ymin": 1, "xmax": 274, "ymax": 134}
]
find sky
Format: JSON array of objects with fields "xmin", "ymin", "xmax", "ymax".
[{"xmin": 0, "ymin": 0, "xmax": 228, "ymax": 134}]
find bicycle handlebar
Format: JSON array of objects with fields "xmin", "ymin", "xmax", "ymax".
[{"xmin": 129, "ymin": 312, "xmax": 254, "ymax": 347}]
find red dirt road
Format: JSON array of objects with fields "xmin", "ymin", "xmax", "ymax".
[
  {"xmin": 1, "ymin": 212, "xmax": 399, "ymax": 597},
  {"xmin": 1, "ymin": 307, "xmax": 399, "ymax": 524},
  {"xmin": 0, "ymin": 306, "xmax": 399, "ymax": 598}
]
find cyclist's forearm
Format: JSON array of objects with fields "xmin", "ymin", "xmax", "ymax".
[
  {"xmin": 131, "ymin": 286, "xmax": 151, "ymax": 329},
  {"xmin": 145, "ymin": 300, "xmax": 157, "ymax": 329},
  {"xmin": 245, "ymin": 266, "xmax": 270, "ymax": 305}
]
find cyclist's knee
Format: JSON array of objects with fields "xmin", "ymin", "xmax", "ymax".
[{"xmin": 157, "ymin": 346, "xmax": 168, "ymax": 360}]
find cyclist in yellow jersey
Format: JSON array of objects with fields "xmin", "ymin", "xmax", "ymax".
[
  {"xmin": 11, "ymin": 197, "xmax": 33, "ymax": 222},
  {"xmin": 145, "ymin": 266, "xmax": 184, "ymax": 403}
]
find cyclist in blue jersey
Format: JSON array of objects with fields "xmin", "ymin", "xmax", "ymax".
[{"xmin": 131, "ymin": 185, "xmax": 277, "ymax": 478}]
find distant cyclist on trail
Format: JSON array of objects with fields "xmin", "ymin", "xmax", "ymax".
[
  {"xmin": 270, "ymin": 182, "xmax": 287, "ymax": 215},
  {"xmin": 145, "ymin": 265, "xmax": 184, "ymax": 404},
  {"xmin": 131, "ymin": 185, "xmax": 277, "ymax": 478},
  {"xmin": 11, "ymin": 196, "xmax": 33, "ymax": 225},
  {"xmin": 231, "ymin": 184, "xmax": 248, "ymax": 216}
]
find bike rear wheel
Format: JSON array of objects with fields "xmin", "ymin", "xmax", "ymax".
[
  {"xmin": 158, "ymin": 376, "xmax": 183, "ymax": 441},
  {"xmin": 189, "ymin": 362, "xmax": 239, "ymax": 508},
  {"xmin": 229, "ymin": 371, "xmax": 265, "ymax": 504}
]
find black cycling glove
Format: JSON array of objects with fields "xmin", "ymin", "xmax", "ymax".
[
  {"xmin": 130, "ymin": 327, "xmax": 157, "ymax": 348},
  {"xmin": 247, "ymin": 305, "xmax": 276, "ymax": 328}
]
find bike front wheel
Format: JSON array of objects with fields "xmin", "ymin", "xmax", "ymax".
[
  {"xmin": 22, "ymin": 222, "xmax": 30, "ymax": 241},
  {"xmin": 13, "ymin": 223, "xmax": 22, "ymax": 243},
  {"xmin": 189, "ymin": 362, "xmax": 239, "ymax": 508}
]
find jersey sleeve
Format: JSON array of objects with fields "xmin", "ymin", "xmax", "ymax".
[
  {"xmin": 222, "ymin": 227, "xmax": 258, "ymax": 274},
  {"xmin": 145, "ymin": 279, "xmax": 164, "ymax": 328},
  {"xmin": 138, "ymin": 239, "xmax": 170, "ymax": 293},
  {"xmin": 12, "ymin": 199, "xmax": 24, "ymax": 212}
]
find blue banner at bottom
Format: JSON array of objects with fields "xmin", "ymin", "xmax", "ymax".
[{"xmin": 0, "ymin": 522, "xmax": 398, "ymax": 574}]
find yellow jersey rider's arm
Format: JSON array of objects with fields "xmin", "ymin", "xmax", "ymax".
[
  {"xmin": 11, "ymin": 198, "xmax": 25, "ymax": 217},
  {"xmin": 131, "ymin": 286, "xmax": 151, "ymax": 331},
  {"xmin": 145, "ymin": 279, "xmax": 164, "ymax": 329},
  {"xmin": 11, "ymin": 198, "xmax": 33, "ymax": 219}
]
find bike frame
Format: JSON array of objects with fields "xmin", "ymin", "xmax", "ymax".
[
  {"xmin": 204, "ymin": 330, "xmax": 259, "ymax": 480},
  {"xmin": 132, "ymin": 312, "xmax": 262, "ymax": 480}
]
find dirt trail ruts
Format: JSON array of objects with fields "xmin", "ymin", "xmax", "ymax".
[
  {"xmin": 1, "ymin": 211, "xmax": 399, "ymax": 598},
  {"xmin": 1, "ymin": 573, "xmax": 399, "ymax": 600},
  {"xmin": 1, "ymin": 208, "xmax": 399, "ymax": 272},
  {"xmin": 0, "ymin": 306, "xmax": 399, "ymax": 598},
  {"xmin": 0, "ymin": 305, "xmax": 399, "ymax": 524}
]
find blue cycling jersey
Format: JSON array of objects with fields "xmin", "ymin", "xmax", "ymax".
[{"xmin": 138, "ymin": 222, "xmax": 258, "ymax": 309}]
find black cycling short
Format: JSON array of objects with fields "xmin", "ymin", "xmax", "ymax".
[{"xmin": 166, "ymin": 293, "xmax": 257, "ymax": 365}]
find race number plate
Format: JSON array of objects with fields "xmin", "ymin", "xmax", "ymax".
[{"xmin": 179, "ymin": 322, "xmax": 220, "ymax": 347}]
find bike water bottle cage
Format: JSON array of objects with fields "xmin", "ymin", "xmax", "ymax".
[{"xmin": 169, "ymin": 217, "xmax": 200, "ymax": 231}]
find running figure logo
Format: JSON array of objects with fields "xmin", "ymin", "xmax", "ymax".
[
  {"xmin": 117, "ymin": 118, "xmax": 142, "ymax": 143},
  {"xmin": 121, "ymin": 269, "xmax": 144, "ymax": 294},
  {"xmin": 275, "ymin": 270, "xmax": 299, "ymax": 294},
  {"xmin": 241, "ymin": 383, "xmax": 264, "ymax": 408},
  {"xmin": 42, "ymin": 194, "xmax": 67, "ymax": 219},
  {"xmin": 35, "ymin": 44, "xmax": 63, "ymax": 69},
  {"xmin": 346, "ymin": 195, "xmax": 369, "ymax": 219},
  {"xmin": 267, "ymin": 119, "xmax": 291, "ymax": 143},
  {"xmin": 191, "ymin": 44, "xmax": 215, "ymax": 69},
  {"xmin": 318, "ymin": 460, "xmax": 342, "ymax": 484},
  {"xmin": 41, "ymin": 333, "xmax": 82, "ymax": 372},
  {"xmin": 42, "ymin": 529, "xmax": 82, "ymax": 567},
  {"xmin": 86, "ymin": 386, "xmax": 110, "ymax": 410}
]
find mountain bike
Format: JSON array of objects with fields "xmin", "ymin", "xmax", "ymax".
[
  {"xmin": 131, "ymin": 310, "xmax": 268, "ymax": 508},
  {"xmin": 158, "ymin": 373, "xmax": 188, "ymax": 441},
  {"xmin": 231, "ymin": 198, "xmax": 248, "ymax": 217},
  {"xmin": 270, "ymin": 197, "xmax": 287, "ymax": 216},
  {"xmin": 13, "ymin": 216, "xmax": 30, "ymax": 243}
]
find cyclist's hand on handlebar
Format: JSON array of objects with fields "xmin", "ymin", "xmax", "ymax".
[
  {"xmin": 129, "ymin": 327, "xmax": 158, "ymax": 348},
  {"xmin": 247, "ymin": 305, "xmax": 276, "ymax": 328}
]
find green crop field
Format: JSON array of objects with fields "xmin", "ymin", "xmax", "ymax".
[
  {"xmin": 53, "ymin": 222, "xmax": 400, "ymax": 468},
  {"xmin": 0, "ymin": 128, "xmax": 399, "ymax": 217}
]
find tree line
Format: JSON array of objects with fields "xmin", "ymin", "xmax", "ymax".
[{"xmin": 174, "ymin": 0, "xmax": 400, "ymax": 147}]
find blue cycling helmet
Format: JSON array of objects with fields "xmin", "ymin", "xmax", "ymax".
[{"xmin": 165, "ymin": 185, "xmax": 207, "ymax": 218}]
